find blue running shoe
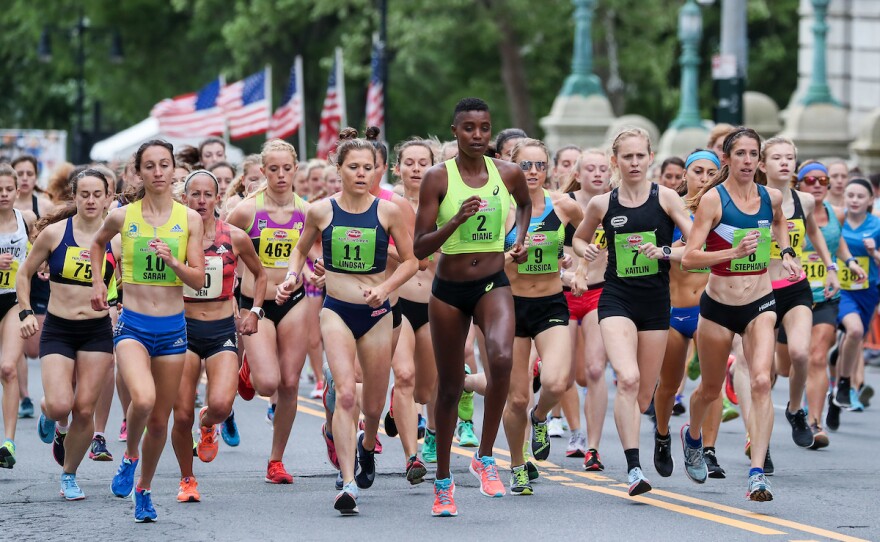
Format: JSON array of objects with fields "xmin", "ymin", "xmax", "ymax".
[
  {"xmin": 334, "ymin": 481, "xmax": 359, "ymax": 515},
  {"xmin": 60, "ymin": 472, "xmax": 85, "ymax": 500},
  {"xmin": 680, "ymin": 424, "xmax": 707, "ymax": 484},
  {"xmin": 111, "ymin": 455, "xmax": 138, "ymax": 498},
  {"xmin": 133, "ymin": 487, "xmax": 158, "ymax": 522},
  {"xmin": 417, "ymin": 413, "xmax": 426, "ymax": 440},
  {"xmin": 221, "ymin": 411, "xmax": 240, "ymax": 447},
  {"xmin": 18, "ymin": 397, "xmax": 34, "ymax": 419},
  {"xmin": 266, "ymin": 404, "xmax": 276, "ymax": 425},
  {"xmin": 38, "ymin": 414, "xmax": 56, "ymax": 444},
  {"xmin": 849, "ymin": 388, "xmax": 866, "ymax": 412}
]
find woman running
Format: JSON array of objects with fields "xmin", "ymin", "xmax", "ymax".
[
  {"xmin": 171, "ymin": 170, "xmax": 266, "ymax": 502},
  {"xmin": 17, "ymin": 169, "xmax": 116, "ymax": 498},
  {"xmin": 90, "ymin": 139, "xmax": 205, "ymax": 522},
  {"xmin": 825, "ymin": 160, "xmax": 848, "ymax": 210},
  {"xmin": 276, "ymin": 127, "xmax": 418, "ymax": 514},
  {"xmin": 680, "ymin": 127, "xmax": 800, "ymax": 502},
  {"xmin": 414, "ymin": 98, "xmax": 531, "ymax": 516},
  {"xmin": 573, "ymin": 128, "xmax": 692, "ymax": 497},
  {"xmin": 227, "ymin": 139, "xmax": 312, "ymax": 484},
  {"xmin": 502, "ymin": 138, "xmax": 582, "ymax": 495}
]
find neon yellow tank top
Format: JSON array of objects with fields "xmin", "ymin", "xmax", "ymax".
[
  {"xmin": 437, "ymin": 157, "xmax": 511, "ymax": 255},
  {"xmin": 121, "ymin": 200, "xmax": 189, "ymax": 286}
]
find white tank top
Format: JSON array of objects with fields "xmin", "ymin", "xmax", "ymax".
[{"xmin": 0, "ymin": 210, "xmax": 29, "ymax": 295}]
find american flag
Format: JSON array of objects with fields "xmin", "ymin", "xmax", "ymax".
[
  {"xmin": 218, "ymin": 69, "xmax": 270, "ymax": 140},
  {"xmin": 269, "ymin": 60, "xmax": 304, "ymax": 140},
  {"xmin": 150, "ymin": 77, "xmax": 225, "ymax": 137},
  {"xmin": 365, "ymin": 41, "xmax": 385, "ymax": 130},
  {"xmin": 316, "ymin": 53, "xmax": 345, "ymax": 160}
]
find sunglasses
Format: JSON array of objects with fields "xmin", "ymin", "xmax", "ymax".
[
  {"xmin": 800, "ymin": 175, "xmax": 829, "ymax": 186},
  {"xmin": 519, "ymin": 160, "xmax": 547, "ymax": 172}
]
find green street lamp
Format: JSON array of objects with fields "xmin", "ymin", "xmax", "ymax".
[
  {"xmin": 560, "ymin": 0, "xmax": 604, "ymax": 97},
  {"xmin": 801, "ymin": 0, "xmax": 839, "ymax": 106},
  {"xmin": 669, "ymin": 0, "xmax": 704, "ymax": 129}
]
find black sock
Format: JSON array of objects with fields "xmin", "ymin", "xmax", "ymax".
[
  {"xmin": 427, "ymin": 428, "xmax": 435, "ymax": 436},
  {"xmin": 704, "ymin": 446, "xmax": 715, "ymax": 454},
  {"xmin": 624, "ymin": 448, "xmax": 640, "ymax": 471},
  {"xmin": 655, "ymin": 429, "xmax": 670, "ymax": 440},
  {"xmin": 839, "ymin": 377, "xmax": 851, "ymax": 389}
]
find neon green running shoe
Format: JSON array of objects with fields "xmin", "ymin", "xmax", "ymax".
[
  {"xmin": 687, "ymin": 350, "xmax": 701, "ymax": 380},
  {"xmin": 0, "ymin": 439, "xmax": 16, "ymax": 469},
  {"xmin": 510, "ymin": 465, "xmax": 533, "ymax": 495},
  {"xmin": 422, "ymin": 430, "xmax": 437, "ymax": 463},
  {"xmin": 722, "ymin": 396, "xmax": 740, "ymax": 422},
  {"xmin": 455, "ymin": 420, "xmax": 479, "ymax": 447},
  {"xmin": 458, "ymin": 391, "xmax": 475, "ymax": 422}
]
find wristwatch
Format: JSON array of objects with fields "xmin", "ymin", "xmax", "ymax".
[
  {"xmin": 661, "ymin": 246, "xmax": 672, "ymax": 260},
  {"xmin": 250, "ymin": 306, "xmax": 265, "ymax": 320},
  {"xmin": 19, "ymin": 309, "xmax": 34, "ymax": 321},
  {"xmin": 780, "ymin": 247, "xmax": 797, "ymax": 259}
]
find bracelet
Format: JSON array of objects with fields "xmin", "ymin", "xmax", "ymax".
[
  {"xmin": 286, "ymin": 271, "xmax": 298, "ymax": 281},
  {"xmin": 826, "ymin": 263, "xmax": 838, "ymax": 272},
  {"xmin": 845, "ymin": 257, "xmax": 857, "ymax": 266}
]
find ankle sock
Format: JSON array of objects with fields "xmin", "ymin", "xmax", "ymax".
[
  {"xmin": 685, "ymin": 430, "xmax": 702, "ymax": 448},
  {"xmin": 749, "ymin": 467, "xmax": 763, "ymax": 477},
  {"xmin": 624, "ymin": 448, "xmax": 640, "ymax": 471}
]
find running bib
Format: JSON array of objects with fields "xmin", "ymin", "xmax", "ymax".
[
  {"xmin": 614, "ymin": 231, "xmax": 658, "ymax": 278},
  {"xmin": 730, "ymin": 228, "xmax": 770, "ymax": 273},
  {"xmin": 519, "ymin": 231, "xmax": 559, "ymax": 275},
  {"xmin": 838, "ymin": 256, "xmax": 869, "ymax": 291},
  {"xmin": 802, "ymin": 251, "xmax": 827, "ymax": 289},
  {"xmin": 593, "ymin": 227, "xmax": 607, "ymax": 250},
  {"xmin": 183, "ymin": 256, "xmax": 222, "ymax": 299},
  {"xmin": 770, "ymin": 218, "xmax": 805, "ymax": 259},
  {"xmin": 60, "ymin": 247, "xmax": 105, "ymax": 283},
  {"xmin": 259, "ymin": 228, "xmax": 298, "ymax": 268},
  {"xmin": 331, "ymin": 226, "xmax": 376, "ymax": 273},
  {"xmin": 131, "ymin": 237, "xmax": 179, "ymax": 284},
  {"xmin": 458, "ymin": 197, "xmax": 502, "ymax": 243},
  {"xmin": 0, "ymin": 260, "xmax": 18, "ymax": 289}
]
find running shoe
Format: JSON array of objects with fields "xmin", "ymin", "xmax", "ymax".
[
  {"xmin": 848, "ymin": 388, "xmax": 866, "ymax": 412},
  {"xmin": 422, "ymin": 430, "xmax": 437, "ymax": 463},
  {"xmin": 266, "ymin": 404, "xmax": 276, "ymax": 425},
  {"xmin": 826, "ymin": 392, "xmax": 841, "ymax": 431},
  {"xmin": 833, "ymin": 380, "xmax": 851, "ymax": 409},
  {"xmin": 111, "ymin": 455, "xmax": 138, "ymax": 497},
  {"xmin": 118, "ymin": 420, "xmax": 128, "ymax": 442},
  {"xmin": 133, "ymin": 487, "xmax": 158, "ymax": 522},
  {"xmin": 721, "ymin": 396, "xmax": 739, "ymax": 422},
  {"xmin": 384, "ymin": 387, "xmax": 398, "ymax": 437},
  {"xmin": 38, "ymin": 413, "xmax": 55, "ymax": 444},
  {"xmin": 197, "ymin": 408, "xmax": 220, "ymax": 463},
  {"xmin": 809, "ymin": 423, "xmax": 830, "ymax": 450},
  {"xmin": 746, "ymin": 472, "xmax": 773, "ymax": 502},
  {"xmin": 763, "ymin": 448, "xmax": 775, "ymax": 476},
  {"xmin": 265, "ymin": 460, "xmax": 293, "ymax": 484},
  {"xmin": 0, "ymin": 439, "xmax": 15, "ymax": 469},
  {"xmin": 355, "ymin": 431, "xmax": 377, "ymax": 489},
  {"xmin": 680, "ymin": 424, "xmax": 707, "ymax": 484},
  {"xmin": 322, "ymin": 423, "xmax": 340, "ymax": 469},
  {"xmin": 547, "ymin": 416, "xmax": 565, "ymax": 438},
  {"xmin": 60, "ymin": 472, "xmax": 85, "ymax": 501},
  {"xmin": 221, "ymin": 411, "xmax": 240, "ymax": 447},
  {"xmin": 458, "ymin": 390, "xmax": 475, "ymax": 422},
  {"xmin": 704, "ymin": 448, "xmax": 726, "ymax": 479},
  {"xmin": 744, "ymin": 435, "xmax": 751, "ymax": 458},
  {"xmin": 672, "ymin": 395, "xmax": 686, "ymax": 416},
  {"xmin": 192, "ymin": 433, "xmax": 198, "ymax": 457},
  {"xmin": 583, "ymin": 449, "xmax": 604, "ymax": 471},
  {"xmin": 566, "ymin": 431, "xmax": 587, "ymax": 458},
  {"xmin": 18, "ymin": 397, "xmax": 34, "ymax": 419},
  {"xmin": 355, "ymin": 420, "xmax": 382, "ymax": 454},
  {"xmin": 417, "ymin": 413, "xmax": 426, "ymax": 440},
  {"xmin": 686, "ymin": 351, "xmax": 701, "ymax": 380},
  {"xmin": 529, "ymin": 408, "xmax": 550, "ymax": 460},
  {"xmin": 653, "ymin": 431, "xmax": 674, "ymax": 477},
  {"xmin": 322, "ymin": 362, "xmax": 336, "ymax": 414},
  {"xmin": 309, "ymin": 380, "xmax": 323, "ymax": 399},
  {"xmin": 785, "ymin": 404, "xmax": 814, "ymax": 448},
  {"xmin": 627, "ymin": 467, "xmax": 652, "ymax": 496},
  {"xmin": 53, "ymin": 428, "xmax": 67, "ymax": 467},
  {"xmin": 469, "ymin": 454, "xmax": 505, "ymax": 497},
  {"xmin": 238, "ymin": 354, "xmax": 255, "ymax": 401},
  {"xmin": 194, "ymin": 392, "xmax": 204, "ymax": 409},
  {"xmin": 177, "ymin": 476, "xmax": 200, "ymax": 503},
  {"xmin": 455, "ymin": 420, "xmax": 479, "ymax": 447},
  {"xmin": 432, "ymin": 477, "xmax": 457, "ymax": 517},
  {"xmin": 406, "ymin": 455, "xmax": 427, "ymax": 485},
  {"xmin": 89, "ymin": 435, "xmax": 113, "ymax": 461},
  {"xmin": 859, "ymin": 384, "xmax": 874, "ymax": 408},
  {"xmin": 335, "ymin": 470, "xmax": 343, "ymax": 490},
  {"xmin": 532, "ymin": 359, "xmax": 542, "ymax": 393},
  {"xmin": 525, "ymin": 460, "xmax": 540, "ymax": 481},
  {"xmin": 509, "ymin": 464, "xmax": 533, "ymax": 496},
  {"xmin": 725, "ymin": 355, "xmax": 738, "ymax": 404},
  {"xmin": 334, "ymin": 481, "xmax": 359, "ymax": 515}
]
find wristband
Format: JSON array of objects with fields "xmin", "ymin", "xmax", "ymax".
[
  {"xmin": 845, "ymin": 257, "xmax": 857, "ymax": 266},
  {"xmin": 250, "ymin": 306, "xmax": 265, "ymax": 320},
  {"xmin": 286, "ymin": 271, "xmax": 299, "ymax": 282}
]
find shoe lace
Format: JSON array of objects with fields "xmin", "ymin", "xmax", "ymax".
[
  {"xmin": 704, "ymin": 450, "xmax": 718, "ymax": 467},
  {"xmin": 481, "ymin": 457, "xmax": 500, "ymax": 482},
  {"xmin": 793, "ymin": 410, "xmax": 810, "ymax": 431},
  {"xmin": 514, "ymin": 468, "xmax": 529, "ymax": 486},
  {"xmin": 62, "ymin": 475, "xmax": 76, "ymax": 491},
  {"xmin": 435, "ymin": 485, "xmax": 453, "ymax": 506},
  {"xmin": 534, "ymin": 423, "xmax": 548, "ymax": 443}
]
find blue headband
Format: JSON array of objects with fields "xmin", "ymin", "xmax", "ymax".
[
  {"xmin": 685, "ymin": 150, "xmax": 720, "ymax": 170},
  {"xmin": 797, "ymin": 162, "xmax": 828, "ymax": 181}
]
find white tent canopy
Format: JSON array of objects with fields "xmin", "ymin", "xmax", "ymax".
[{"xmin": 89, "ymin": 117, "xmax": 244, "ymax": 164}]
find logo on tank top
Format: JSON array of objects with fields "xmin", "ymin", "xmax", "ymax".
[
  {"xmin": 493, "ymin": 185, "xmax": 500, "ymax": 196},
  {"xmin": 758, "ymin": 220, "xmax": 770, "ymax": 228},
  {"xmin": 610, "ymin": 216, "xmax": 627, "ymax": 228},
  {"xmin": 259, "ymin": 219, "xmax": 268, "ymax": 230},
  {"xmin": 127, "ymin": 223, "xmax": 139, "ymax": 238},
  {"xmin": 171, "ymin": 224, "xmax": 182, "ymax": 233},
  {"xmin": 216, "ymin": 245, "xmax": 228, "ymax": 254}
]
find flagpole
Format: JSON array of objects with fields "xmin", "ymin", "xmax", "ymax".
[
  {"xmin": 220, "ymin": 74, "xmax": 230, "ymax": 145},
  {"xmin": 336, "ymin": 47, "xmax": 347, "ymax": 129},
  {"xmin": 295, "ymin": 55, "xmax": 307, "ymax": 160},
  {"xmin": 265, "ymin": 64, "xmax": 272, "ymax": 142}
]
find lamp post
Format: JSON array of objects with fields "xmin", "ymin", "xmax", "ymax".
[
  {"xmin": 801, "ymin": 0, "xmax": 838, "ymax": 105},
  {"xmin": 38, "ymin": 10, "xmax": 123, "ymax": 164},
  {"xmin": 670, "ymin": 0, "xmax": 704, "ymax": 129},
  {"xmin": 560, "ymin": 0, "xmax": 604, "ymax": 97}
]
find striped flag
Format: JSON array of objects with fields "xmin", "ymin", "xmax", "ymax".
[
  {"xmin": 269, "ymin": 59, "xmax": 304, "ymax": 140},
  {"xmin": 316, "ymin": 51, "xmax": 346, "ymax": 160},
  {"xmin": 150, "ymin": 77, "xmax": 225, "ymax": 137},
  {"xmin": 365, "ymin": 41, "xmax": 385, "ymax": 130},
  {"xmin": 218, "ymin": 69, "xmax": 271, "ymax": 140}
]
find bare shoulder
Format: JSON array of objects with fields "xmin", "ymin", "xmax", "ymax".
[
  {"xmin": 794, "ymin": 188, "xmax": 815, "ymax": 212},
  {"xmin": 764, "ymin": 185, "xmax": 783, "ymax": 205}
]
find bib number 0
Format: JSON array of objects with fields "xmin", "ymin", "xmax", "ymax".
[
  {"xmin": 131, "ymin": 237, "xmax": 179, "ymax": 284},
  {"xmin": 802, "ymin": 251, "xmax": 826, "ymax": 289},
  {"xmin": 613, "ymin": 231, "xmax": 658, "ymax": 278},
  {"xmin": 730, "ymin": 228, "xmax": 770, "ymax": 273},
  {"xmin": 183, "ymin": 256, "xmax": 223, "ymax": 299}
]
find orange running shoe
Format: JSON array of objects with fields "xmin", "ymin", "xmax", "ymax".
[
  {"xmin": 197, "ymin": 407, "xmax": 220, "ymax": 463},
  {"xmin": 431, "ymin": 478, "xmax": 457, "ymax": 517},
  {"xmin": 238, "ymin": 354, "xmax": 255, "ymax": 401},
  {"xmin": 469, "ymin": 454, "xmax": 505, "ymax": 497},
  {"xmin": 265, "ymin": 460, "xmax": 293, "ymax": 484},
  {"xmin": 725, "ymin": 355, "xmax": 738, "ymax": 405},
  {"xmin": 177, "ymin": 476, "xmax": 200, "ymax": 503}
]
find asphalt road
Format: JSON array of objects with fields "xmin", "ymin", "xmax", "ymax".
[{"xmin": 1, "ymin": 358, "xmax": 877, "ymax": 542}]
